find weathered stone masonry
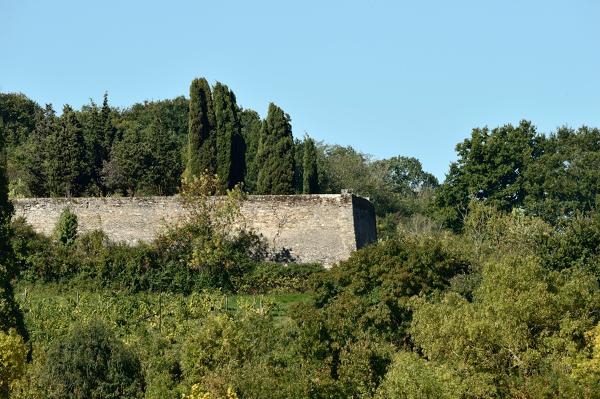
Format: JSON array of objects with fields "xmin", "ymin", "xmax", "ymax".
[{"xmin": 14, "ymin": 194, "xmax": 377, "ymax": 266}]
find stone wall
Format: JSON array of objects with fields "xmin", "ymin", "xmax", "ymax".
[{"xmin": 13, "ymin": 194, "xmax": 377, "ymax": 266}]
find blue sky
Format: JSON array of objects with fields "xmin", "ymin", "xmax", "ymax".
[{"xmin": 1, "ymin": 0, "xmax": 599, "ymax": 180}]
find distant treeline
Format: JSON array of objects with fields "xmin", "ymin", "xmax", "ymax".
[
  {"xmin": 3, "ymin": 84, "xmax": 600, "ymax": 230},
  {"xmin": 0, "ymin": 81, "xmax": 438, "ymax": 219}
]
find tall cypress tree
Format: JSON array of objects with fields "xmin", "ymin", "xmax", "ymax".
[
  {"xmin": 213, "ymin": 82, "xmax": 244, "ymax": 188},
  {"xmin": 185, "ymin": 78, "xmax": 215, "ymax": 180},
  {"xmin": 256, "ymin": 103, "xmax": 295, "ymax": 194},
  {"xmin": 302, "ymin": 136, "xmax": 319, "ymax": 194},
  {"xmin": 240, "ymin": 110, "xmax": 262, "ymax": 193}
]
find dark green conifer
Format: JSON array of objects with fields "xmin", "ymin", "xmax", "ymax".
[
  {"xmin": 185, "ymin": 78, "xmax": 215, "ymax": 180},
  {"xmin": 101, "ymin": 92, "xmax": 117, "ymax": 152},
  {"xmin": 45, "ymin": 105, "xmax": 87, "ymax": 197},
  {"xmin": 256, "ymin": 103, "xmax": 294, "ymax": 194},
  {"xmin": 240, "ymin": 109, "xmax": 262, "ymax": 192},
  {"xmin": 22, "ymin": 104, "xmax": 56, "ymax": 196},
  {"xmin": 81, "ymin": 100, "xmax": 105, "ymax": 195},
  {"xmin": 302, "ymin": 136, "xmax": 319, "ymax": 194},
  {"xmin": 213, "ymin": 82, "xmax": 244, "ymax": 188}
]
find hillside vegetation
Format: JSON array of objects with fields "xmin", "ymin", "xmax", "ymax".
[{"xmin": 1, "ymin": 81, "xmax": 600, "ymax": 398}]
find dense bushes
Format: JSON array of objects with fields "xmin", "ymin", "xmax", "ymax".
[
  {"xmin": 11, "ymin": 216, "xmax": 323, "ymax": 295},
  {"xmin": 10, "ymin": 203, "xmax": 600, "ymax": 398},
  {"xmin": 288, "ymin": 236, "xmax": 471, "ymax": 397},
  {"xmin": 28, "ymin": 320, "xmax": 144, "ymax": 399},
  {"xmin": 304, "ymin": 236, "xmax": 471, "ymax": 344}
]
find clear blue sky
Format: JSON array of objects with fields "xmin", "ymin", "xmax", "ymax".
[{"xmin": 2, "ymin": 0, "xmax": 599, "ymax": 180}]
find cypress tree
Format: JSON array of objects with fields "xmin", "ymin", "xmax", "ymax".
[
  {"xmin": 256, "ymin": 103, "xmax": 295, "ymax": 194},
  {"xmin": 213, "ymin": 82, "xmax": 245, "ymax": 188},
  {"xmin": 240, "ymin": 109, "xmax": 262, "ymax": 193},
  {"xmin": 185, "ymin": 78, "xmax": 215, "ymax": 180},
  {"xmin": 302, "ymin": 136, "xmax": 319, "ymax": 194}
]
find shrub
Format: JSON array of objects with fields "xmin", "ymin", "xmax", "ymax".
[
  {"xmin": 180, "ymin": 301, "xmax": 311, "ymax": 399},
  {"xmin": 35, "ymin": 320, "xmax": 145, "ymax": 398},
  {"xmin": 55, "ymin": 208, "xmax": 78, "ymax": 246},
  {"xmin": 0, "ymin": 329, "xmax": 27, "ymax": 399}
]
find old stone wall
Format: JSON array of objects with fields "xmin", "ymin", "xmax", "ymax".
[{"xmin": 13, "ymin": 194, "xmax": 377, "ymax": 266}]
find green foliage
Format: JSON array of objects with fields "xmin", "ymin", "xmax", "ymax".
[
  {"xmin": 183, "ymin": 385, "xmax": 239, "ymax": 399},
  {"xmin": 101, "ymin": 92, "xmax": 118, "ymax": 152},
  {"xmin": 0, "ymin": 120, "xmax": 13, "ymax": 260},
  {"xmin": 239, "ymin": 110, "xmax": 262, "ymax": 192},
  {"xmin": 101, "ymin": 122, "xmax": 149, "ymax": 195},
  {"xmin": 0, "ymin": 328, "xmax": 27, "ymax": 399},
  {"xmin": 306, "ymin": 237, "xmax": 470, "ymax": 344},
  {"xmin": 256, "ymin": 103, "xmax": 295, "ymax": 194},
  {"xmin": 318, "ymin": 146, "xmax": 436, "ymax": 216},
  {"xmin": 11, "ymin": 84, "xmax": 600, "ymax": 398},
  {"xmin": 0, "ymin": 93, "xmax": 40, "ymax": 148},
  {"xmin": 462, "ymin": 201, "xmax": 553, "ymax": 263},
  {"xmin": 45, "ymin": 105, "xmax": 88, "ymax": 197},
  {"xmin": 235, "ymin": 262, "xmax": 323, "ymax": 294},
  {"xmin": 185, "ymin": 78, "xmax": 216, "ymax": 180},
  {"xmin": 79, "ymin": 100, "xmax": 107, "ymax": 194},
  {"xmin": 11, "ymin": 175, "xmax": 304, "ymax": 294},
  {"xmin": 178, "ymin": 174, "xmax": 263, "ymax": 290},
  {"xmin": 4, "ymin": 83, "xmax": 445, "ymax": 202},
  {"xmin": 33, "ymin": 320, "xmax": 145, "ymax": 399},
  {"xmin": 524, "ymin": 126, "xmax": 600, "ymax": 223},
  {"xmin": 570, "ymin": 323, "xmax": 600, "ymax": 396},
  {"xmin": 302, "ymin": 136, "xmax": 319, "ymax": 194},
  {"xmin": 375, "ymin": 351, "xmax": 461, "ymax": 399},
  {"xmin": 292, "ymin": 237, "xmax": 470, "ymax": 396},
  {"xmin": 103, "ymin": 119, "xmax": 182, "ymax": 196},
  {"xmin": 539, "ymin": 209, "xmax": 600, "ymax": 280},
  {"xmin": 213, "ymin": 82, "xmax": 244, "ymax": 189},
  {"xmin": 55, "ymin": 207, "xmax": 78, "ymax": 246},
  {"xmin": 434, "ymin": 120, "xmax": 539, "ymax": 231},
  {"xmin": 433, "ymin": 122, "xmax": 600, "ymax": 231},
  {"xmin": 16, "ymin": 284, "xmax": 317, "ymax": 398},
  {"xmin": 0, "ymin": 122, "xmax": 27, "ymax": 339},
  {"xmin": 12, "ymin": 104, "xmax": 56, "ymax": 197},
  {"xmin": 410, "ymin": 255, "xmax": 600, "ymax": 397}
]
